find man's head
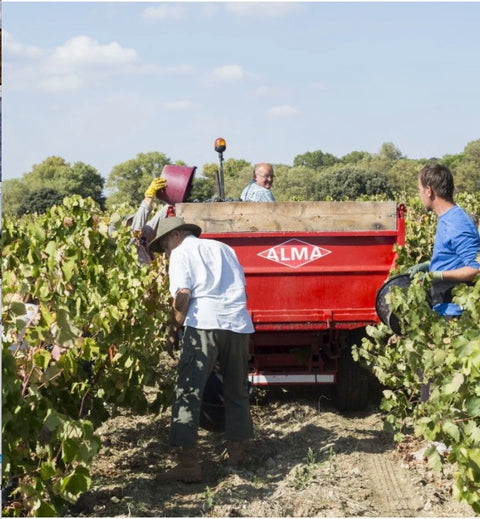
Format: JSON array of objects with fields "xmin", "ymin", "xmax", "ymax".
[
  {"xmin": 418, "ymin": 163, "xmax": 455, "ymax": 211},
  {"xmin": 148, "ymin": 216, "xmax": 202, "ymax": 256},
  {"xmin": 254, "ymin": 163, "xmax": 274, "ymax": 190}
]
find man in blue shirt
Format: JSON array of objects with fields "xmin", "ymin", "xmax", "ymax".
[
  {"xmin": 240, "ymin": 163, "xmax": 275, "ymax": 202},
  {"xmin": 414, "ymin": 163, "xmax": 480, "ymax": 316}
]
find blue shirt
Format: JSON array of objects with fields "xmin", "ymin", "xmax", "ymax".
[
  {"xmin": 430, "ymin": 205, "xmax": 480, "ymax": 316},
  {"xmin": 240, "ymin": 180, "xmax": 275, "ymax": 202}
]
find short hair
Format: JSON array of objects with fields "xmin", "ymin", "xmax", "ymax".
[{"xmin": 419, "ymin": 163, "xmax": 454, "ymax": 203}]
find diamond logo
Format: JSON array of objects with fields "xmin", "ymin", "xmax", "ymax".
[{"xmin": 258, "ymin": 239, "xmax": 332, "ymax": 268}]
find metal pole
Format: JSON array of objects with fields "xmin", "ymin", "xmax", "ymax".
[
  {"xmin": 218, "ymin": 151, "xmax": 225, "ymax": 201},
  {"xmin": 214, "ymin": 138, "xmax": 227, "ymax": 201}
]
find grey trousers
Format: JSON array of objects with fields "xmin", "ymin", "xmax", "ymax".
[{"xmin": 169, "ymin": 327, "xmax": 254, "ymax": 448}]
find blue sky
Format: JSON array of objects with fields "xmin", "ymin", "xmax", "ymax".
[{"xmin": 2, "ymin": 1, "xmax": 480, "ymax": 181}]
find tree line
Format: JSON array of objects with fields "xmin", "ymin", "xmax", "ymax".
[{"xmin": 2, "ymin": 139, "xmax": 480, "ymax": 217}]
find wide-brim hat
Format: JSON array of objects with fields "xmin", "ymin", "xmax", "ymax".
[{"xmin": 148, "ymin": 216, "xmax": 202, "ymax": 253}]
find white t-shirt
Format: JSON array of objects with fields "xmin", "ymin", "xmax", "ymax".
[{"xmin": 169, "ymin": 235, "xmax": 255, "ymax": 333}]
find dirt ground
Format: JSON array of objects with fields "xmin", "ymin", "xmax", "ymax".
[{"xmin": 71, "ymin": 385, "xmax": 475, "ymax": 518}]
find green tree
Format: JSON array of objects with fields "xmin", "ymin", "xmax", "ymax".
[
  {"xmin": 187, "ymin": 176, "xmax": 216, "ymax": 202},
  {"xmin": 201, "ymin": 162, "xmax": 220, "ymax": 180},
  {"xmin": 17, "ymin": 187, "xmax": 65, "ymax": 216},
  {"xmin": 2, "ymin": 179, "xmax": 29, "ymax": 215},
  {"xmin": 2, "ymin": 157, "xmax": 105, "ymax": 214},
  {"xmin": 223, "ymin": 165, "xmax": 256, "ymax": 200},
  {"xmin": 223, "ymin": 158, "xmax": 251, "ymax": 178},
  {"xmin": 274, "ymin": 165, "xmax": 316, "ymax": 201},
  {"xmin": 378, "ymin": 142, "xmax": 404, "ymax": 161},
  {"xmin": 341, "ymin": 150, "xmax": 371, "ymax": 164},
  {"xmin": 293, "ymin": 150, "xmax": 338, "ymax": 170},
  {"xmin": 61, "ymin": 162, "xmax": 106, "ymax": 207},
  {"xmin": 23, "ymin": 156, "xmax": 70, "ymax": 190},
  {"xmin": 105, "ymin": 152, "xmax": 171, "ymax": 208},
  {"xmin": 454, "ymin": 139, "xmax": 480, "ymax": 193},
  {"xmin": 204, "ymin": 159, "xmax": 252, "ymax": 200},
  {"xmin": 318, "ymin": 167, "xmax": 394, "ymax": 200},
  {"xmin": 386, "ymin": 158, "xmax": 423, "ymax": 198}
]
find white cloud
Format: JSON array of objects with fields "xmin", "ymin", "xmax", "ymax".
[
  {"xmin": 47, "ymin": 36, "xmax": 140, "ymax": 72},
  {"xmin": 212, "ymin": 64, "xmax": 247, "ymax": 81},
  {"xmin": 2, "ymin": 31, "xmax": 45, "ymax": 59},
  {"xmin": 141, "ymin": 4, "xmax": 185, "ymax": 22},
  {"xmin": 5, "ymin": 34, "xmax": 181, "ymax": 93},
  {"xmin": 163, "ymin": 100, "xmax": 194, "ymax": 111},
  {"xmin": 225, "ymin": 2, "xmax": 303, "ymax": 18},
  {"xmin": 267, "ymin": 105, "xmax": 300, "ymax": 117}
]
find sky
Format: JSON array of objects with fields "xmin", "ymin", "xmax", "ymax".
[{"xmin": 2, "ymin": 1, "xmax": 480, "ymax": 181}]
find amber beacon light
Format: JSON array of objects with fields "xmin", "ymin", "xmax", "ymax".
[
  {"xmin": 214, "ymin": 137, "xmax": 227, "ymax": 153},
  {"xmin": 214, "ymin": 137, "xmax": 227, "ymax": 200}
]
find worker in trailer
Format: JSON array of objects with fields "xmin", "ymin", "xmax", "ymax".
[{"xmin": 240, "ymin": 163, "xmax": 275, "ymax": 202}]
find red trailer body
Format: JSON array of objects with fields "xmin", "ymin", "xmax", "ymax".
[{"xmin": 176, "ymin": 200, "xmax": 405, "ymax": 410}]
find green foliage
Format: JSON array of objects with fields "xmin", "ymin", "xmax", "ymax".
[
  {"xmin": 454, "ymin": 139, "xmax": 480, "ymax": 193},
  {"xmin": 105, "ymin": 152, "xmax": 171, "ymax": 208},
  {"xmin": 2, "ymin": 157, "xmax": 105, "ymax": 215},
  {"xmin": 378, "ymin": 142, "xmax": 404, "ymax": 161},
  {"xmin": 187, "ymin": 175, "xmax": 216, "ymax": 202},
  {"xmin": 2, "ymin": 178, "xmax": 28, "ymax": 216},
  {"xmin": 293, "ymin": 150, "xmax": 339, "ymax": 170},
  {"xmin": 1, "ymin": 196, "xmax": 173, "ymax": 516},
  {"xmin": 273, "ymin": 166, "xmax": 317, "ymax": 202},
  {"xmin": 317, "ymin": 167, "xmax": 394, "ymax": 200},
  {"xmin": 17, "ymin": 188, "xmax": 66, "ymax": 217},
  {"xmin": 224, "ymin": 164, "xmax": 255, "ymax": 200},
  {"xmin": 354, "ymin": 192, "xmax": 480, "ymax": 513},
  {"xmin": 341, "ymin": 150, "xmax": 370, "ymax": 164}
]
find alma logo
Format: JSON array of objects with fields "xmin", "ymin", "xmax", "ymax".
[{"xmin": 258, "ymin": 239, "xmax": 332, "ymax": 268}]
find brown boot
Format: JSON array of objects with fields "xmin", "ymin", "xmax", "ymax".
[
  {"xmin": 226, "ymin": 441, "xmax": 245, "ymax": 467},
  {"xmin": 157, "ymin": 447, "xmax": 202, "ymax": 483}
]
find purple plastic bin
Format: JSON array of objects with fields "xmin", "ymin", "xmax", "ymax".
[{"xmin": 156, "ymin": 165, "xmax": 197, "ymax": 204}]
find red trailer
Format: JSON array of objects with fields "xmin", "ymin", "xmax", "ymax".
[{"xmin": 176, "ymin": 200, "xmax": 405, "ymax": 410}]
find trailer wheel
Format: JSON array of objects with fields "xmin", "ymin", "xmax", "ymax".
[{"xmin": 334, "ymin": 330, "xmax": 370, "ymax": 412}]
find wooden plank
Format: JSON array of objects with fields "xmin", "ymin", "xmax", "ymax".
[{"xmin": 175, "ymin": 201, "xmax": 398, "ymax": 232}]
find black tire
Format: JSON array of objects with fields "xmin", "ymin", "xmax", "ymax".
[{"xmin": 333, "ymin": 330, "xmax": 370, "ymax": 412}]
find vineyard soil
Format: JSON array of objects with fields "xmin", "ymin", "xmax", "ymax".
[{"xmin": 71, "ymin": 385, "xmax": 473, "ymax": 518}]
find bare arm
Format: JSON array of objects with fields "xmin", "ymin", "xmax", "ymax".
[
  {"xmin": 166, "ymin": 288, "xmax": 191, "ymax": 358},
  {"xmin": 442, "ymin": 266, "xmax": 479, "ymax": 283}
]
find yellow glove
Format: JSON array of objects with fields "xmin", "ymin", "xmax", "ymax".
[{"xmin": 144, "ymin": 177, "xmax": 167, "ymax": 198}]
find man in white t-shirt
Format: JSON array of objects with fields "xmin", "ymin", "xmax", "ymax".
[{"xmin": 149, "ymin": 217, "xmax": 254, "ymax": 482}]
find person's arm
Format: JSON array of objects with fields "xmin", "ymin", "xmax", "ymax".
[
  {"xmin": 432, "ymin": 226, "xmax": 480, "ymax": 283},
  {"xmin": 131, "ymin": 178, "xmax": 167, "ymax": 232},
  {"xmin": 439, "ymin": 266, "xmax": 479, "ymax": 283},
  {"xmin": 131, "ymin": 201, "xmax": 152, "ymax": 233},
  {"xmin": 166, "ymin": 288, "xmax": 191, "ymax": 358}
]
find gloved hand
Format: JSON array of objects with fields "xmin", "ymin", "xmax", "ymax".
[
  {"xmin": 406, "ymin": 261, "xmax": 430, "ymax": 279},
  {"xmin": 430, "ymin": 271, "xmax": 444, "ymax": 280},
  {"xmin": 145, "ymin": 177, "xmax": 167, "ymax": 198}
]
